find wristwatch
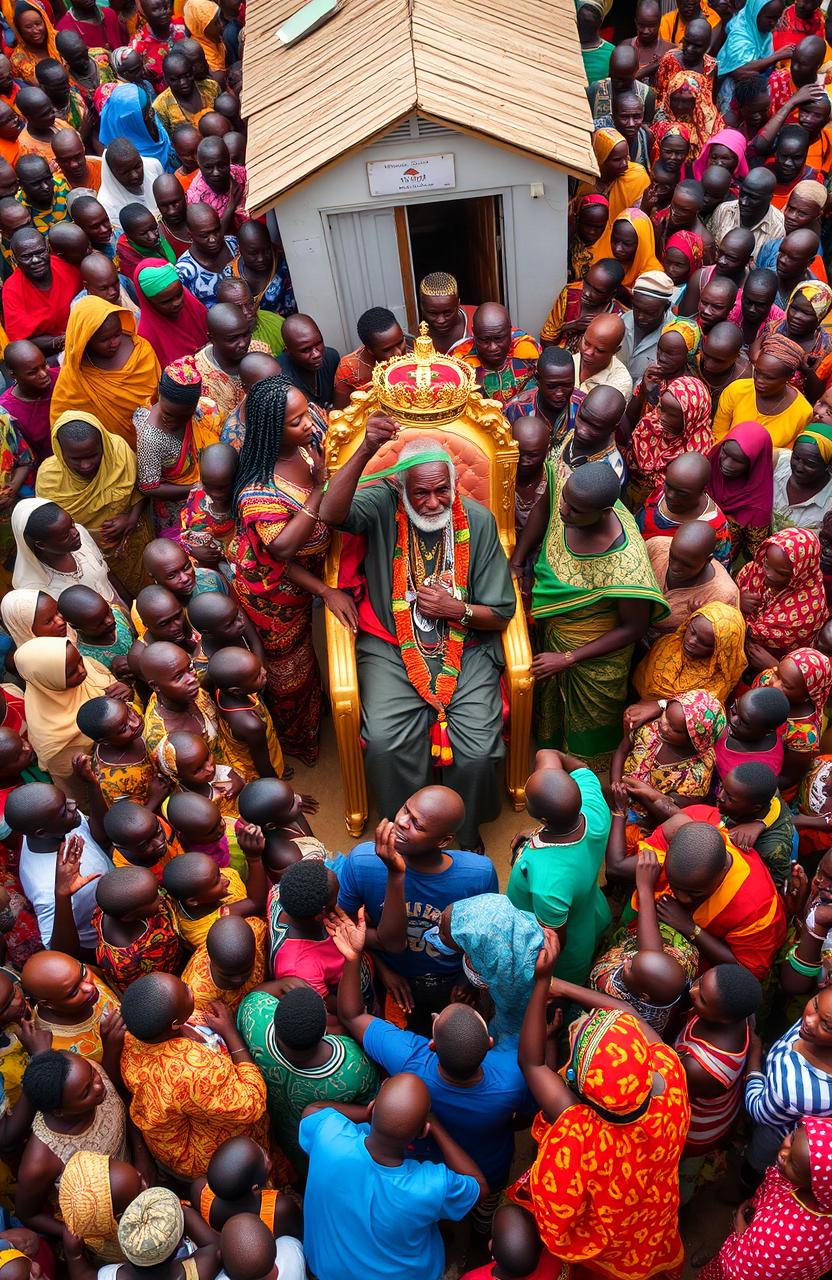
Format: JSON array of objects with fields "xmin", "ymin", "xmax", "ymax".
[
  {"xmin": 689, "ymin": 924, "xmax": 702, "ymax": 942},
  {"xmin": 460, "ymin": 602, "xmax": 473, "ymax": 625},
  {"xmin": 657, "ymin": 698, "xmax": 668, "ymax": 711}
]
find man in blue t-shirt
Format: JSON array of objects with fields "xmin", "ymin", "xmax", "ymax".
[
  {"xmin": 299, "ymin": 1073, "xmax": 485, "ymax": 1280},
  {"xmin": 337, "ymin": 786, "xmax": 498, "ymax": 1033},
  {"xmin": 331, "ymin": 907, "xmax": 535, "ymax": 1203}
]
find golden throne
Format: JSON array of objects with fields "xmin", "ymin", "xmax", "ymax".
[{"xmin": 323, "ymin": 324, "xmax": 533, "ymax": 836}]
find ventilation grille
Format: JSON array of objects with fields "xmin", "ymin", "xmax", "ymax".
[{"xmin": 376, "ymin": 114, "xmax": 457, "ymax": 144}]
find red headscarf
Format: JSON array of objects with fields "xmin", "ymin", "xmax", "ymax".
[
  {"xmin": 134, "ymin": 258, "xmax": 209, "ymax": 369},
  {"xmin": 628, "ymin": 374, "xmax": 712, "ymax": 486},
  {"xmin": 785, "ymin": 647, "xmax": 832, "ymax": 718},
  {"xmin": 665, "ymin": 230, "xmax": 705, "ymax": 273},
  {"xmin": 736, "ymin": 528, "xmax": 829, "ymax": 649}
]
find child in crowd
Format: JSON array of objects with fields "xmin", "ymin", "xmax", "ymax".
[
  {"xmin": 93, "ymin": 865, "xmax": 182, "ymax": 991},
  {"xmin": 190, "ymin": 1134, "xmax": 302, "ymax": 1236},
  {"xmin": 102, "ymin": 798, "xmax": 184, "ymax": 878},
  {"xmin": 238, "ymin": 778, "xmax": 326, "ymax": 882},
  {"xmin": 161, "ymin": 833, "xmax": 266, "ymax": 950},
  {"xmin": 58, "ymin": 585, "xmax": 134, "ymax": 678},
  {"xmin": 182, "ymin": 913, "xmax": 267, "ymax": 1013},
  {"xmin": 589, "ymin": 847, "xmax": 693, "ymax": 1032},
  {"xmin": 208, "ymin": 647, "xmax": 285, "ymax": 783},
  {"xmin": 179, "ymin": 441, "xmax": 237, "ymax": 566},
  {"xmin": 74, "ymin": 696, "xmax": 168, "ymax": 810}
]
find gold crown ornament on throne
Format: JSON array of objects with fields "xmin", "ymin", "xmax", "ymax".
[{"xmin": 372, "ymin": 322, "xmax": 475, "ymax": 426}]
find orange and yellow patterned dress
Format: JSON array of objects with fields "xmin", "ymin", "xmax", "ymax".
[
  {"xmin": 92, "ymin": 745, "xmax": 160, "ymax": 808},
  {"xmin": 214, "ymin": 692, "xmax": 285, "ymax": 782},
  {"xmin": 509, "ymin": 1010, "xmax": 690, "ymax": 1280},
  {"xmin": 182, "ymin": 916, "xmax": 267, "ymax": 1013},
  {"xmin": 121, "ymin": 1023, "xmax": 268, "ymax": 1179}
]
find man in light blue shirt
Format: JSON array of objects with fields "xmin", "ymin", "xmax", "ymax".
[{"xmin": 299, "ymin": 1074, "xmax": 484, "ymax": 1280}]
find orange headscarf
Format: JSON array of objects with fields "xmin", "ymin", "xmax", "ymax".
[
  {"xmin": 183, "ymin": 0, "xmax": 226, "ymax": 71},
  {"xmin": 609, "ymin": 208, "xmax": 662, "ymax": 289},
  {"xmin": 582, "ymin": 128, "xmax": 650, "ymax": 262},
  {"xmin": 7, "ymin": 0, "xmax": 59, "ymax": 81},
  {"xmin": 51, "ymin": 297, "xmax": 160, "ymax": 449}
]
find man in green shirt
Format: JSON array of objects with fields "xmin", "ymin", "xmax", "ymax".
[
  {"xmin": 236, "ymin": 983, "xmax": 378, "ymax": 1175},
  {"xmin": 507, "ymin": 749, "xmax": 612, "ymax": 986}
]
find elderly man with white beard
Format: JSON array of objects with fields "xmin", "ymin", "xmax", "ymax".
[{"xmin": 319, "ymin": 412, "xmax": 516, "ymax": 850}]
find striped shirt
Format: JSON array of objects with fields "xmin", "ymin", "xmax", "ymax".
[{"xmin": 744, "ymin": 1019, "xmax": 832, "ymax": 1137}]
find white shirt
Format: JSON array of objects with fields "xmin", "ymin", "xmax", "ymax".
[
  {"xmin": 19, "ymin": 815, "xmax": 113, "ymax": 949},
  {"xmin": 708, "ymin": 199, "xmax": 786, "ymax": 264},
  {"xmin": 217, "ymin": 1238, "xmax": 306, "ymax": 1280},
  {"xmin": 571, "ymin": 351, "xmax": 634, "ymax": 399}
]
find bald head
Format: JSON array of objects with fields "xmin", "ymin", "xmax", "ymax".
[
  {"xmin": 665, "ymin": 450, "xmax": 711, "ymax": 497},
  {"xmin": 580, "ymin": 311, "xmax": 625, "ymax": 377},
  {"xmin": 698, "ymin": 275, "xmax": 739, "ymax": 332},
  {"xmin": 702, "ymin": 320, "xmax": 743, "ymax": 367},
  {"xmin": 609, "ymin": 43, "xmax": 638, "ymax": 84},
  {"xmin": 48, "ymin": 220, "xmax": 90, "ymax": 267},
  {"xmin": 79, "ymin": 251, "xmax": 120, "ymax": 303},
  {"xmin": 239, "ymin": 351, "xmax": 281, "ymax": 389},
  {"xmin": 524, "ymin": 768, "xmax": 582, "ymax": 832},
  {"xmin": 472, "ymin": 302, "xmax": 512, "ymax": 369},
  {"xmin": 779, "ymin": 226, "xmax": 821, "ymax": 278},
  {"xmin": 371, "ymin": 1073, "xmax": 431, "ymax": 1143},
  {"xmin": 400, "ymin": 785, "xmax": 465, "ymax": 850},
  {"xmin": 667, "ymin": 520, "xmax": 717, "ymax": 585}
]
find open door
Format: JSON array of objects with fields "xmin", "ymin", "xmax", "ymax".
[
  {"xmin": 462, "ymin": 196, "xmax": 502, "ymax": 304},
  {"xmin": 405, "ymin": 195, "xmax": 505, "ymax": 309}
]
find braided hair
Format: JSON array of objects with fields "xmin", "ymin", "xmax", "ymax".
[{"xmin": 232, "ymin": 374, "xmax": 293, "ymax": 506}]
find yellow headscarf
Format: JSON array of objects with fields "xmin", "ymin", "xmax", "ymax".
[
  {"xmin": 36, "ymin": 413, "xmax": 140, "ymax": 535},
  {"xmin": 789, "ymin": 280, "xmax": 832, "ymax": 323},
  {"xmin": 633, "ymin": 601, "xmax": 747, "ymax": 705},
  {"xmin": 610, "ymin": 209, "xmax": 663, "ymax": 290},
  {"xmin": 183, "ymin": 0, "xmax": 226, "ymax": 71},
  {"xmin": 51, "ymin": 298, "xmax": 160, "ymax": 448},
  {"xmin": 14, "ymin": 636, "xmax": 111, "ymax": 781},
  {"xmin": 59, "ymin": 1151, "xmax": 122, "ymax": 1262},
  {"xmin": 796, "ymin": 422, "xmax": 832, "ymax": 464}
]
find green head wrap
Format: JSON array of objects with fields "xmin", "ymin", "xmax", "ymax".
[
  {"xmin": 356, "ymin": 448, "xmax": 453, "ymax": 486},
  {"xmin": 137, "ymin": 262, "xmax": 179, "ymax": 299}
]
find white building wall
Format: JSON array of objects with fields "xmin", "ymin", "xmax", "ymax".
[{"xmin": 273, "ymin": 122, "xmax": 570, "ymax": 353}]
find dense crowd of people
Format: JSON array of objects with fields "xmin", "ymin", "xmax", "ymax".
[{"xmin": 3, "ymin": 0, "xmax": 832, "ymax": 1278}]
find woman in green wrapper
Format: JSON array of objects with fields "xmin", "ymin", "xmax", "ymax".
[{"xmin": 512, "ymin": 462, "xmax": 668, "ymax": 769}]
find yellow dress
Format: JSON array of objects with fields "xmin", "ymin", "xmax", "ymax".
[
  {"xmin": 173, "ymin": 866, "xmax": 247, "ymax": 950},
  {"xmin": 0, "ymin": 1029, "xmax": 27, "ymax": 1107},
  {"xmin": 32, "ymin": 976, "xmax": 120, "ymax": 1062},
  {"xmin": 182, "ymin": 917, "xmax": 267, "ymax": 1012},
  {"xmin": 92, "ymin": 747, "xmax": 159, "ymax": 807},
  {"xmin": 143, "ymin": 688, "xmax": 222, "ymax": 758},
  {"xmin": 712, "ymin": 379, "xmax": 812, "ymax": 448},
  {"xmin": 215, "ymin": 693, "xmax": 285, "ymax": 782}
]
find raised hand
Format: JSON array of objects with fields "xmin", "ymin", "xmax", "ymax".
[
  {"xmin": 237, "ymin": 823, "xmax": 266, "ymax": 860},
  {"xmin": 635, "ymin": 845, "xmax": 661, "ymax": 892},
  {"xmin": 364, "ymin": 412, "xmax": 399, "ymax": 454},
  {"xmin": 54, "ymin": 834, "xmax": 99, "ymax": 898},
  {"xmin": 374, "ymin": 818, "xmax": 405, "ymax": 874},
  {"xmin": 324, "ymin": 905, "xmax": 366, "ymax": 960}
]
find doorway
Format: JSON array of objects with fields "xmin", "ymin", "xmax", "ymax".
[{"xmin": 400, "ymin": 195, "xmax": 505, "ymax": 330}]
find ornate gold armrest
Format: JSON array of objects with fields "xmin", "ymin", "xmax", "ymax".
[
  {"xmin": 502, "ymin": 580, "xmax": 534, "ymax": 811},
  {"xmin": 324, "ymin": 534, "xmax": 368, "ymax": 837}
]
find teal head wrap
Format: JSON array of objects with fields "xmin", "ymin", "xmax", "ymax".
[{"xmin": 137, "ymin": 262, "xmax": 179, "ymax": 298}]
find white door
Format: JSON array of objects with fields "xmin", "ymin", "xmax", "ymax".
[{"xmin": 326, "ymin": 208, "xmax": 408, "ymax": 345}]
